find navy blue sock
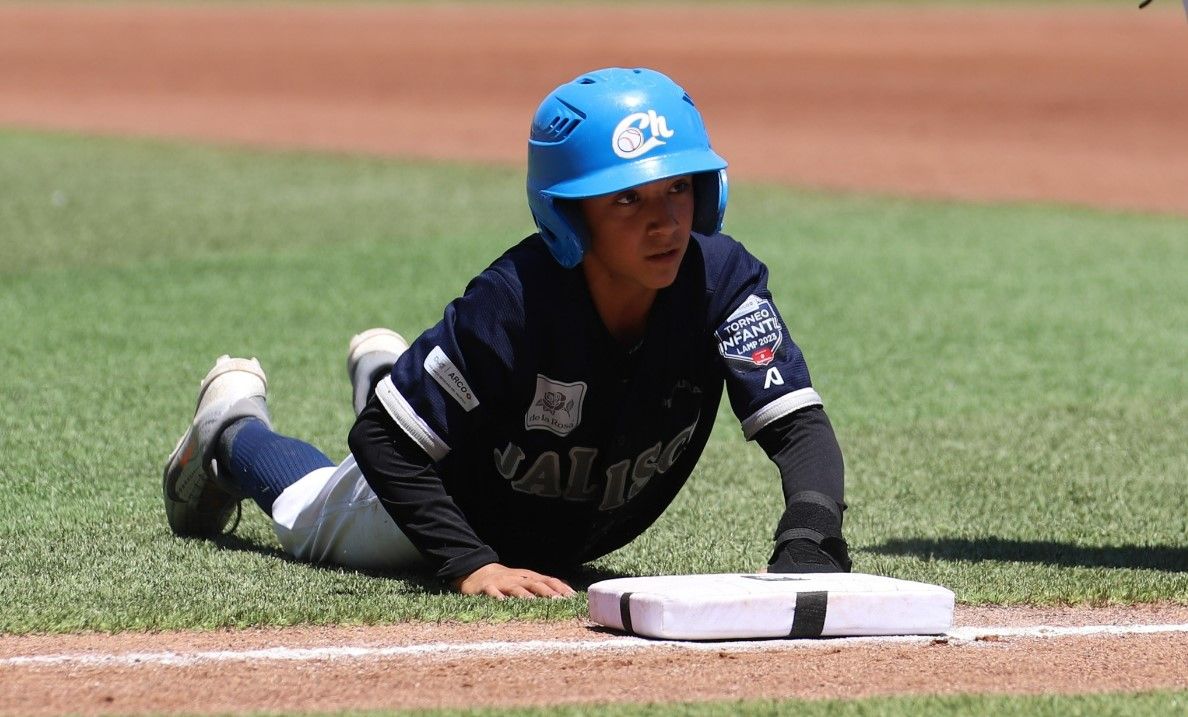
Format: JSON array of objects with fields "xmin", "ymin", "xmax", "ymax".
[{"xmin": 216, "ymin": 418, "xmax": 334, "ymax": 517}]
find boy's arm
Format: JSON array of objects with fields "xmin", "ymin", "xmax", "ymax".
[
  {"xmin": 348, "ymin": 398, "xmax": 497, "ymax": 582},
  {"xmin": 348, "ymin": 398, "xmax": 574, "ymax": 598},
  {"xmin": 752, "ymin": 405, "xmax": 852, "ymax": 573}
]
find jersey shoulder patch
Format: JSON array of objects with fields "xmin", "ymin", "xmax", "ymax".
[{"xmin": 715, "ymin": 294, "xmax": 785, "ymax": 368}]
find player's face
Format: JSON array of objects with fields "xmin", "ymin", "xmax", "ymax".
[{"xmin": 578, "ymin": 175, "xmax": 695, "ymax": 294}]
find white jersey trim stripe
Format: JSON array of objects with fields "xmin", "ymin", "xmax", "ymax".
[
  {"xmin": 375, "ymin": 375, "xmax": 451, "ymax": 461},
  {"xmin": 741, "ymin": 387, "xmax": 823, "ymax": 439}
]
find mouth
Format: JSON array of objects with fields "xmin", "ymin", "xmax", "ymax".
[{"xmin": 646, "ymin": 247, "xmax": 682, "ymax": 263}]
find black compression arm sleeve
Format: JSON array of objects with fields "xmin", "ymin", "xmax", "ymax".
[
  {"xmin": 753, "ymin": 404, "xmax": 847, "ymax": 543},
  {"xmin": 347, "ymin": 398, "xmax": 499, "ymax": 583},
  {"xmin": 754, "ymin": 404, "xmax": 844, "ymax": 506}
]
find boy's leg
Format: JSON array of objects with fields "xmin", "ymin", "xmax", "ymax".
[
  {"xmin": 217, "ymin": 419, "xmax": 424, "ymax": 572},
  {"xmin": 203, "ymin": 327, "xmax": 409, "ymax": 518},
  {"xmin": 269, "ymin": 454, "xmax": 426, "ymax": 571},
  {"xmin": 255, "ymin": 326, "xmax": 423, "ymax": 571},
  {"xmin": 164, "ymin": 350, "xmax": 423, "ymax": 573},
  {"xmin": 215, "ymin": 417, "xmax": 334, "ymax": 516}
]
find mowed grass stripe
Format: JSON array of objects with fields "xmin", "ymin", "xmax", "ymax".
[
  {"xmin": 174, "ymin": 690, "xmax": 1188, "ymax": 717},
  {"xmin": 377, "ymin": 692, "xmax": 1188, "ymax": 716},
  {"xmin": 0, "ymin": 130, "xmax": 1184, "ymax": 634}
]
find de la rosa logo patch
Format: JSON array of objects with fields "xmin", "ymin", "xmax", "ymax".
[
  {"xmin": 715, "ymin": 294, "xmax": 785, "ymax": 367},
  {"xmin": 612, "ymin": 109, "xmax": 675, "ymax": 159},
  {"xmin": 525, "ymin": 375, "xmax": 587, "ymax": 437}
]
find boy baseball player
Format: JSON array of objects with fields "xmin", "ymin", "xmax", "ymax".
[{"xmin": 163, "ymin": 67, "xmax": 851, "ymax": 599}]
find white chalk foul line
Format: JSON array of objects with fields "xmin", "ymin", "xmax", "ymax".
[
  {"xmin": 3, "ymin": 623, "xmax": 1187, "ymax": 669},
  {"xmin": 945, "ymin": 623, "xmax": 1188, "ymax": 641}
]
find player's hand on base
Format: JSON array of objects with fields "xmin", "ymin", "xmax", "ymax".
[
  {"xmin": 768, "ymin": 536, "xmax": 852, "ymax": 574},
  {"xmin": 454, "ymin": 563, "xmax": 577, "ymax": 599}
]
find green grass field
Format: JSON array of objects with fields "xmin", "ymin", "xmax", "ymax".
[
  {"xmin": 324, "ymin": 691, "xmax": 1188, "ymax": 717},
  {"xmin": 0, "ymin": 129, "xmax": 1184, "ymax": 634}
]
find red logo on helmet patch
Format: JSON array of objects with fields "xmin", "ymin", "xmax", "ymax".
[{"xmin": 751, "ymin": 347, "xmax": 774, "ymax": 366}]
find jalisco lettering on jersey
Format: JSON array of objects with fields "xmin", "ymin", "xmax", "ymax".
[
  {"xmin": 525, "ymin": 375, "xmax": 587, "ymax": 436},
  {"xmin": 494, "ymin": 417, "xmax": 699, "ymax": 511},
  {"xmin": 424, "ymin": 346, "xmax": 479, "ymax": 412},
  {"xmin": 715, "ymin": 294, "xmax": 785, "ymax": 367},
  {"xmin": 612, "ymin": 109, "xmax": 675, "ymax": 159}
]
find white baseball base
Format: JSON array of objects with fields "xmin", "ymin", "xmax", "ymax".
[{"xmin": 588, "ymin": 572, "xmax": 954, "ymax": 641}]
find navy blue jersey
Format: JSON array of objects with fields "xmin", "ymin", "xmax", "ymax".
[{"xmin": 373, "ymin": 232, "xmax": 823, "ymax": 568}]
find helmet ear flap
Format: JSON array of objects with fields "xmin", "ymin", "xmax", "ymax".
[
  {"xmin": 692, "ymin": 170, "xmax": 728, "ymax": 236},
  {"xmin": 530, "ymin": 194, "xmax": 588, "ymax": 269},
  {"xmin": 554, "ymin": 199, "xmax": 589, "ymax": 247}
]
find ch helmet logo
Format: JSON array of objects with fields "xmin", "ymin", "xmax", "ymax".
[{"xmin": 612, "ymin": 110, "xmax": 675, "ymax": 159}]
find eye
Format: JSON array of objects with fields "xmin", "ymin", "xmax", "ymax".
[
  {"xmin": 669, "ymin": 178, "xmax": 692, "ymax": 194},
  {"xmin": 614, "ymin": 190, "xmax": 640, "ymax": 206}
]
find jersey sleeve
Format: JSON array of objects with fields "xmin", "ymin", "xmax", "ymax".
[
  {"xmin": 375, "ymin": 266, "xmax": 523, "ymax": 460},
  {"xmin": 708, "ymin": 238, "xmax": 823, "ymax": 439}
]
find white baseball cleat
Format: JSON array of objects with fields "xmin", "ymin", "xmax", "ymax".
[
  {"xmin": 347, "ymin": 328, "xmax": 408, "ymax": 415},
  {"xmin": 162, "ymin": 355, "xmax": 272, "ymax": 538}
]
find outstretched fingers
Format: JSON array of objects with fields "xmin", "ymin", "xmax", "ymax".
[
  {"xmin": 515, "ymin": 573, "xmax": 574, "ymax": 599},
  {"xmin": 458, "ymin": 563, "xmax": 578, "ymax": 599}
]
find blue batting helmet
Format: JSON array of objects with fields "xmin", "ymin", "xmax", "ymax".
[{"xmin": 527, "ymin": 67, "xmax": 729, "ymax": 268}]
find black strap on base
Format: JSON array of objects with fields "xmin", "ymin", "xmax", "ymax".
[
  {"xmin": 789, "ymin": 590, "xmax": 828, "ymax": 638},
  {"xmin": 619, "ymin": 592, "xmax": 635, "ymax": 635}
]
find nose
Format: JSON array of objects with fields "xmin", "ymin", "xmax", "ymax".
[{"xmin": 646, "ymin": 194, "xmax": 682, "ymax": 236}]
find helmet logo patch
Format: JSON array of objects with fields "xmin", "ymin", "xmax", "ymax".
[{"xmin": 612, "ymin": 110, "xmax": 675, "ymax": 159}]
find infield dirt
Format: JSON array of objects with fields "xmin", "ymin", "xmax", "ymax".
[
  {"xmin": 0, "ymin": 3, "xmax": 1185, "ymax": 714},
  {"xmin": 3, "ymin": 606, "xmax": 1188, "ymax": 715},
  {"xmin": 2, "ymin": 3, "xmax": 1186, "ymax": 215}
]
